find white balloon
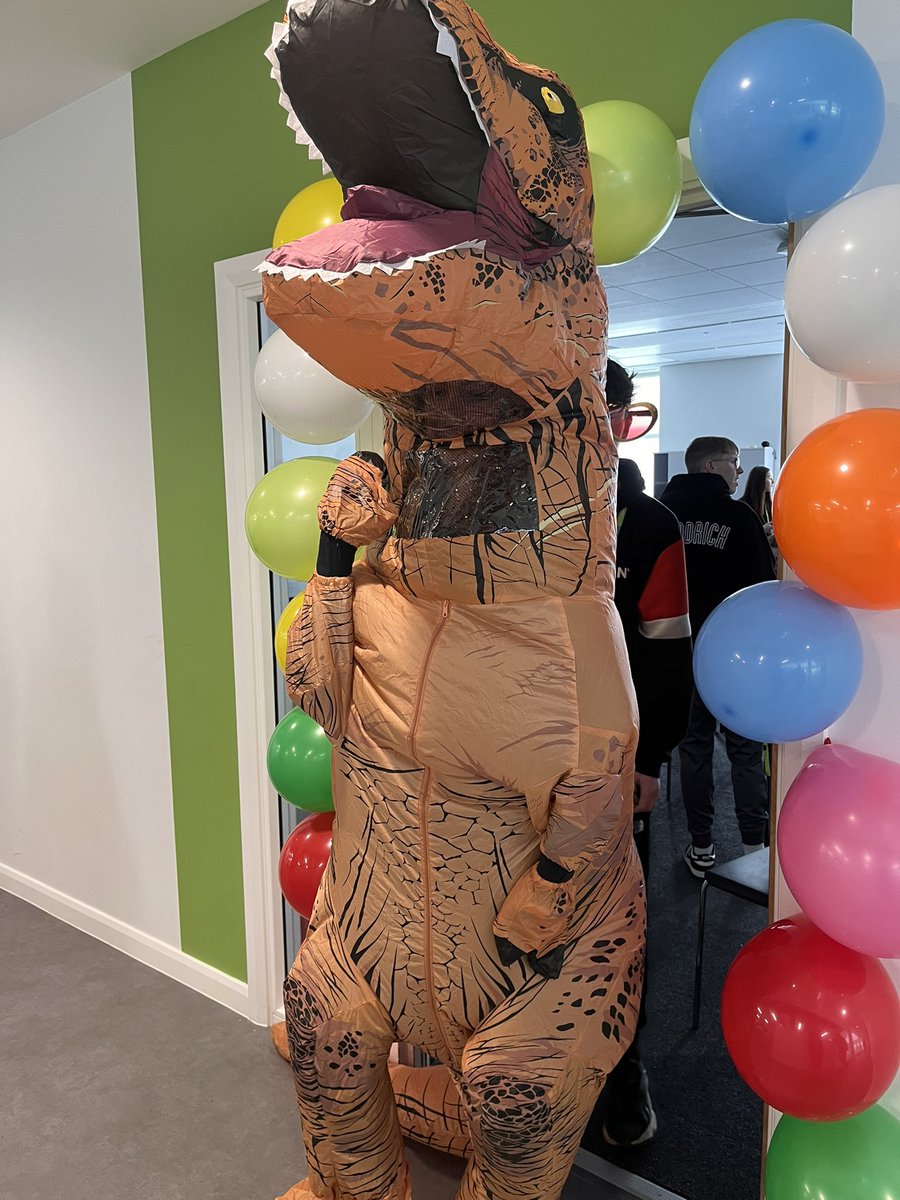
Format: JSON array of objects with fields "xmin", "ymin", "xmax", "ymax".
[
  {"xmin": 784, "ymin": 185, "xmax": 900, "ymax": 384},
  {"xmin": 254, "ymin": 328, "xmax": 373, "ymax": 443}
]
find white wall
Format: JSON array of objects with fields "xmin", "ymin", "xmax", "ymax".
[
  {"xmin": 0, "ymin": 77, "xmax": 180, "ymax": 947},
  {"xmin": 775, "ymin": 0, "xmax": 900, "ymax": 1124},
  {"xmin": 658, "ymin": 354, "xmax": 783, "ymax": 466},
  {"xmin": 840, "ymin": 0, "xmax": 900, "ymax": 1119}
]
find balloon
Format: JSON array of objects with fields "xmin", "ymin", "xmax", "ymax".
[
  {"xmin": 766, "ymin": 1107, "xmax": 900, "ymax": 1200},
  {"xmin": 784, "ymin": 187, "xmax": 900, "ymax": 382},
  {"xmin": 693, "ymin": 581, "xmax": 862, "ymax": 743},
  {"xmin": 278, "ymin": 811, "xmax": 334, "ymax": 920},
  {"xmin": 778, "ymin": 744, "xmax": 900, "ymax": 959},
  {"xmin": 245, "ymin": 456, "xmax": 337, "ymax": 580},
  {"xmin": 721, "ymin": 915, "xmax": 900, "ymax": 1121},
  {"xmin": 690, "ymin": 20, "xmax": 884, "ymax": 223},
  {"xmin": 254, "ymin": 329, "xmax": 373, "ymax": 444},
  {"xmin": 267, "ymin": 707, "xmax": 333, "ymax": 812},
  {"xmin": 773, "ymin": 409, "xmax": 900, "ymax": 609},
  {"xmin": 275, "ymin": 593, "xmax": 306, "ymax": 674},
  {"xmin": 582, "ymin": 101, "xmax": 681, "ymax": 267},
  {"xmin": 273, "ymin": 176, "xmax": 344, "ymax": 248}
]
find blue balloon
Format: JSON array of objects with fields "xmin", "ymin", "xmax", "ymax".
[
  {"xmin": 690, "ymin": 20, "xmax": 884, "ymax": 223},
  {"xmin": 693, "ymin": 581, "xmax": 862, "ymax": 743}
]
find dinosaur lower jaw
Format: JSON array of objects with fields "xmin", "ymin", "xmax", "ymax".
[{"xmin": 262, "ymin": 185, "xmax": 485, "ymax": 283}]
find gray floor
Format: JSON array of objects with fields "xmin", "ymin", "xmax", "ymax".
[{"xmin": 0, "ymin": 891, "xmax": 640, "ymax": 1200}]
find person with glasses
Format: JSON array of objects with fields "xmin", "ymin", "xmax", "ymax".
[
  {"xmin": 659, "ymin": 438, "xmax": 776, "ymax": 878},
  {"xmin": 580, "ymin": 390, "xmax": 693, "ymax": 1149}
]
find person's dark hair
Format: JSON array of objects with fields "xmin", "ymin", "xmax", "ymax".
[
  {"xmin": 739, "ymin": 465, "xmax": 773, "ymax": 523},
  {"xmin": 605, "ymin": 359, "xmax": 636, "ymax": 410},
  {"xmin": 617, "ymin": 457, "xmax": 644, "ymax": 495},
  {"xmin": 684, "ymin": 436, "xmax": 739, "ymax": 474}
]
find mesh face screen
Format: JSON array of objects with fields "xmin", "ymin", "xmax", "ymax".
[{"xmin": 395, "ymin": 443, "xmax": 538, "ymax": 538}]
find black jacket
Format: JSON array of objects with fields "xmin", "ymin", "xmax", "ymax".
[
  {"xmin": 658, "ymin": 473, "xmax": 776, "ymax": 635},
  {"xmin": 616, "ymin": 472, "xmax": 693, "ymax": 777}
]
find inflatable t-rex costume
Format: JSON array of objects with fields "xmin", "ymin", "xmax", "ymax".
[{"xmin": 261, "ymin": 3, "xmax": 645, "ymax": 1197}]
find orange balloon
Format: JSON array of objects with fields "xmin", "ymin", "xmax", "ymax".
[{"xmin": 774, "ymin": 408, "xmax": 900, "ymax": 610}]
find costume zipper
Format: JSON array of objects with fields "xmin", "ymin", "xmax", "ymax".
[
  {"xmin": 409, "ymin": 601, "xmax": 452, "ymax": 1064},
  {"xmin": 408, "ymin": 600, "xmax": 450, "ymax": 761}
]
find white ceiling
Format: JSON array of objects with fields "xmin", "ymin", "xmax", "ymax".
[
  {"xmin": 606, "ymin": 214, "xmax": 788, "ymax": 372},
  {"xmin": 0, "ymin": 0, "xmax": 265, "ymax": 140}
]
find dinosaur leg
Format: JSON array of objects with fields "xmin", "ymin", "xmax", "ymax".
[
  {"xmin": 452, "ymin": 888, "xmax": 644, "ymax": 1200},
  {"xmin": 389, "ymin": 1063, "xmax": 472, "ymax": 1157},
  {"xmin": 279, "ymin": 923, "xmax": 410, "ymax": 1200}
]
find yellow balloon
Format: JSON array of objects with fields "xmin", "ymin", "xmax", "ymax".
[
  {"xmin": 582, "ymin": 101, "xmax": 682, "ymax": 268},
  {"xmin": 273, "ymin": 176, "xmax": 344, "ymax": 248},
  {"xmin": 275, "ymin": 592, "xmax": 306, "ymax": 674}
]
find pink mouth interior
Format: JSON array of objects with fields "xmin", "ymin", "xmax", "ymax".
[
  {"xmin": 266, "ymin": 186, "xmax": 480, "ymax": 275},
  {"xmin": 264, "ymin": 150, "xmax": 561, "ymax": 276}
]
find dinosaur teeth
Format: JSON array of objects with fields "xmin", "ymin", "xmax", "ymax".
[
  {"xmin": 258, "ymin": 242, "xmax": 487, "ymax": 284},
  {"xmin": 265, "ymin": 14, "xmax": 332, "ymax": 172}
]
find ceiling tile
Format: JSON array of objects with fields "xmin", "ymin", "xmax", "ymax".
[
  {"xmin": 600, "ymin": 250, "xmax": 703, "ymax": 287},
  {"xmin": 718, "ymin": 258, "xmax": 787, "ymax": 287},
  {"xmin": 625, "ymin": 270, "xmax": 747, "ymax": 302},
  {"xmin": 666, "ymin": 230, "xmax": 785, "ymax": 269},
  {"xmin": 657, "ymin": 213, "xmax": 778, "ymax": 249}
]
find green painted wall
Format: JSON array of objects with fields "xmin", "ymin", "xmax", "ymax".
[{"xmin": 132, "ymin": 0, "xmax": 851, "ymax": 979}]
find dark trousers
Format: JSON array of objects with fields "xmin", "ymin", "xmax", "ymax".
[{"xmin": 679, "ymin": 689, "xmax": 769, "ymax": 847}]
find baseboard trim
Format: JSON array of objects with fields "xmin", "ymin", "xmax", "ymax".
[
  {"xmin": 574, "ymin": 1151, "xmax": 688, "ymax": 1200},
  {"xmin": 0, "ymin": 862, "xmax": 251, "ymax": 1020}
]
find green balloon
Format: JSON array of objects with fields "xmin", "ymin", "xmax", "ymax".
[
  {"xmin": 267, "ymin": 708, "xmax": 333, "ymax": 812},
  {"xmin": 245, "ymin": 456, "xmax": 338, "ymax": 581},
  {"xmin": 766, "ymin": 1106, "xmax": 900, "ymax": 1200},
  {"xmin": 582, "ymin": 100, "xmax": 682, "ymax": 268}
]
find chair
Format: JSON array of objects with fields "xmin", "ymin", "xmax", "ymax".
[{"xmin": 692, "ymin": 847, "xmax": 769, "ymax": 1030}]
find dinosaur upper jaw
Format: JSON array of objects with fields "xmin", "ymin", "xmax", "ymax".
[{"xmin": 268, "ymin": 0, "xmax": 489, "ymax": 213}]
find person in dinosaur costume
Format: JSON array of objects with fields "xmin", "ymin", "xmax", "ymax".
[{"xmin": 261, "ymin": 3, "xmax": 645, "ymax": 1198}]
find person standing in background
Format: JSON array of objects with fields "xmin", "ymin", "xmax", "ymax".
[
  {"xmin": 739, "ymin": 464, "xmax": 777, "ymax": 551},
  {"xmin": 582, "ymin": 364, "xmax": 693, "ymax": 1150},
  {"xmin": 660, "ymin": 439, "xmax": 776, "ymax": 879}
]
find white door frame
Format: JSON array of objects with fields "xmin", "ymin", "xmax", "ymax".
[
  {"xmin": 214, "ymin": 250, "xmax": 383, "ymax": 1026},
  {"xmin": 215, "ymin": 248, "xmax": 285, "ymax": 1026}
]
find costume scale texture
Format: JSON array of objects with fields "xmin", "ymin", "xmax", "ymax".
[{"xmin": 260, "ymin": 3, "xmax": 646, "ymax": 1196}]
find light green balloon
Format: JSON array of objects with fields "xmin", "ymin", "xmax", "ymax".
[
  {"xmin": 766, "ymin": 1107, "xmax": 900, "ymax": 1200},
  {"xmin": 582, "ymin": 100, "xmax": 682, "ymax": 268},
  {"xmin": 245, "ymin": 456, "xmax": 338, "ymax": 581}
]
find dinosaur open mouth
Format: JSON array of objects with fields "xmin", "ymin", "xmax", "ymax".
[
  {"xmin": 267, "ymin": 0, "xmax": 490, "ymax": 212},
  {"xmin": 264, "ymin": 0, "xmax": 577, "ymax": 277}
]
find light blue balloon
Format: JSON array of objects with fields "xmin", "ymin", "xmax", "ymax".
[
  {"xmin": 690, "ymin": 20, "xmax": 885, "ymax": 223},
  {"xmin": 693, "ymin": 581, "xmax": 862, "ymax": 743}
]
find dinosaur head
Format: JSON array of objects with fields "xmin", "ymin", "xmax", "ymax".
[{"xmin": 261, "ymin": 0, "xmax": 604, "ymax": 410}]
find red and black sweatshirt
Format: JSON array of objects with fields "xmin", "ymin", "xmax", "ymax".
[{"xmin": 615, "ymin": 462, "xmax": 693, "ymax": 778}]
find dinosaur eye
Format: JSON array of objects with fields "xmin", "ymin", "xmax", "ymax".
[{"xmin": 541, "ymin": 87, "xmax": 565, "ymax": 115}]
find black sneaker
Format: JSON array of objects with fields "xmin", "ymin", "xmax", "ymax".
[
  {"xmin": 683, "ymin": 843, "xmax": 716, "ymax": 878},
  {"xmin": 602, "ymin": 1061, "xmax": 658, "ymax": 1147}
]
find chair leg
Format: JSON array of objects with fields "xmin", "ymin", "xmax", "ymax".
[{"xmin": 692, "ymin": 879, "xmax": 710, "ymax": 1031}]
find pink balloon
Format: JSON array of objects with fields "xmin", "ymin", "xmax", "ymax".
[{"xmin": 778, "ymin": 743, "xmax": 900, "ymax": 958}]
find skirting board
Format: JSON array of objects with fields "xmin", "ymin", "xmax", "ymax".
[
  {"xmin": 574, "ymin": 1151, "xmax": 688, "ymax": 1200},
  {"xmin": 0, "ymin": 861, "xmax": 250, "ymax": 1020}
]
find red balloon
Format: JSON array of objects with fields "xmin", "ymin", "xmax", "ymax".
[
  {"xmin": 721, "ymin": 915, "xmax": 900, "ymax": 1121},
  {"xmin": 278, "ymin": 811, "xmax": 334, "ymax": 920}
]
